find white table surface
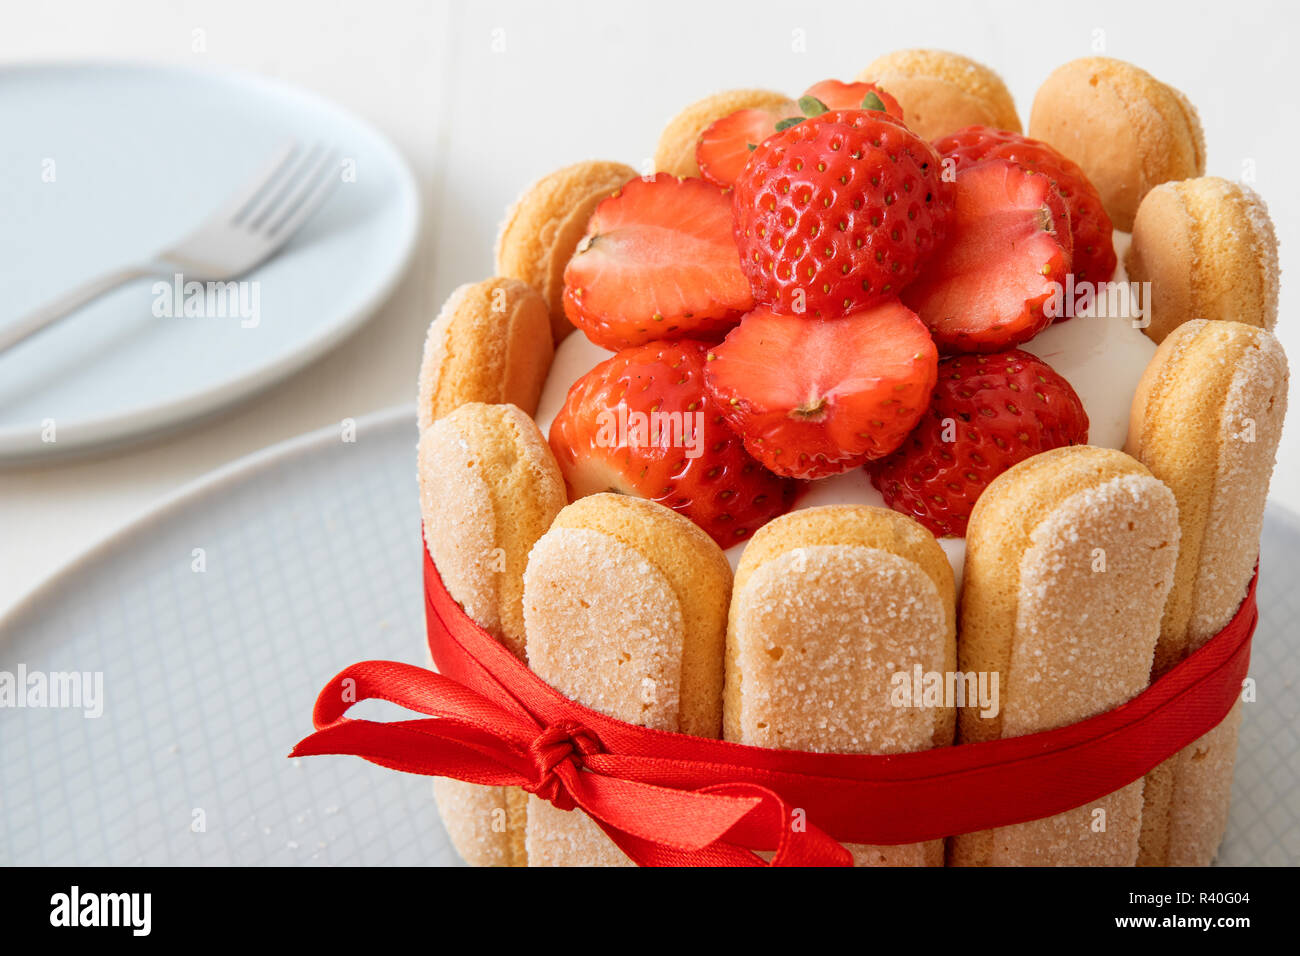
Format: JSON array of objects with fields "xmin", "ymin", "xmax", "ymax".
[{"xmin": 2, "ymin": 0, "xmax": 1298, "ymax": 618}]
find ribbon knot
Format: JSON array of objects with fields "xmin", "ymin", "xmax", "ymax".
[{"xmin": 528, "ymin": 722, "xmax": 602, "ymax": 811}]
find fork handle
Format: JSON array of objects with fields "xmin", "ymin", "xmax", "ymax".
[{"xmin": 0, "ymin": 264, "xmax": 155, "ymax": 353}]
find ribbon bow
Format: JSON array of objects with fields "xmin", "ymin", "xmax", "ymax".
[
  {"xmin": 295, "ymin": 656, "xmax": 850, "ymax": 865},
  {"xmin": 291, "ymin": 543, "xmax": 1258, "ymax": 866}
]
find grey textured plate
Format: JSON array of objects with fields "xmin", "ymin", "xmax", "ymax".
[
  {"xmin": 0, "ymin": 405, "xmax": 458, "ymax": 865},
  {"xmin": 0, "ymin": 406, "xmax": 1295, "ymax": 865}
]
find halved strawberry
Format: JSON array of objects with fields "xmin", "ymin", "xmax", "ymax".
[
  {"xmin": 562, "ymin": 173, "xmax": 753, "ymax": 351},
  {"xmin": 703, "ymin": 302, "xmax": 938, "ymax": 480},
  {"xmin": 935, "ymin": 126, "xmax": 1117, "ymax": 288},
  {"xmin": 697, "ymin": 105, "xmax": 792, "ymax": 189},
  {"xmin": 802, "ymin": 79, "xmax": 903, "ymax": 119},
  {"xmin": 902, "ymin": 158, "xmax": 1072, "ymax": 353},
  {"xmin": 869, "ymin": 349, "xmax": 1089, "ymax": 536},
  {"xmin": 548, "ymin": 339, "xmax": 799, "ymax": 547},
  {"xmin": 696, "ymin": 81, "xmax": 903, "ymax": 189}
]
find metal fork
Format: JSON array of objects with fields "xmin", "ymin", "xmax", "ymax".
[{"xmin": 0, "ymin": 140, "xmax": 341, "ymax": 353}]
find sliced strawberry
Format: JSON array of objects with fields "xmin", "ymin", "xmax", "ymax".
[
  {"xmin": 696, "ymin": 82, "xmax": 903, "ymax": 190},
  {"xmin": 902, "ymin": 158, "xmax": 1071, "ymax": 353},
  {"xmin": 802, "ymin": 79, "xmax": 903, "ymax": 120},
  {"xmin": 697, "ymin": 106, "xmax": 790, "ymax": 189},
  {"xmin": 869, "ymin": 350, "xmax": 1089, "ymax": 536},
  {"xmin": 562, "ymin": 173, "xmax": 753, "ymax": 351},
  {"xmin": 549, "ymin": 339, "xmax": 799, "ymax": 547},
  {"xmin": 935, "ymin": 126, "xmax": 1117, "ymax": 288},
  {"xmin": 703, "ymin": 302, "xmax": 938, "ymax": 480}
]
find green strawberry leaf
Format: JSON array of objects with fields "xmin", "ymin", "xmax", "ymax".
[
  {"xmin": 747, "ymin": 143, "xmax": 757, "ymax": 151},
  {"xmin": 774, "ymin": 116, "xmax": 804, "ymax": 132},
  {"xmin": 797, "ymin": 95, "xmax": 829, "ymax": 118},
  {"xmin": 861, "ymin": 91, "xmax": 886, "ymax": 111}
]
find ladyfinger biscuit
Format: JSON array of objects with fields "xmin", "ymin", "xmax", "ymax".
[
  {"xmin": 522, "ymin": 494, "xmax": 732, "ymax": 866},
  {"xmin": 952, "ymin": 446, "xmax": 1180, "ymax": 866},
  {"xmin": 418, "ymin": 402, "xmax": 567, "ymax": 867},
  {"xmin": 495, "ymin": 160, "xmax": 638, "ymax": 342},
  {"xmin": 1125, "ymin": 178, "xmax": 1279, "ymax": 344},
  {"xmin": 857, "ymin": 49, "xmax": 1020, "ymax": 141},
  {"xmin": 1028, "ymin": 57, "xmax": 1204, "ymax": 231},
  {"xmin": 416, "ymin": 277, "xmax": 554, "ymax": 431},
  {"xmin": 653, "ymin": 88, "xmax": 795, "ymax": 178},
  {"xmin": 1126, "ymin": 320, "xmax": 1288, "ymax": 865},
  {"xmin": 726, "ymin": 506, "xmax": 956, "ymax": 866}
]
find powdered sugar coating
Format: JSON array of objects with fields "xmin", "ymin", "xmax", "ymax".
[
  {"xmin": 1187, "ymin": 328, "xmax": 1287, "ymax": 645},
  {"xmin": 524, "ymin": 527, "xmax": 685, "ymax": 731},
  {"xmin": 1237, "ymin": 183, "xmax": 1281, "ymax": 323},
  {"xmin": 419, "ymin": 420, "xmax": 500, "ymax": 635},
  {"xmin": 1004, "ymin": 472, "xmax": 1178, "ymax": 738},
  {"xmin": 732, "ymin": 545, "xmax": 946, "ymax": 754}
]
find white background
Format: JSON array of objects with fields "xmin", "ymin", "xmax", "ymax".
[{"xmin": 1, "ymin": 0, "xmax": 1297, "ymax": 616}]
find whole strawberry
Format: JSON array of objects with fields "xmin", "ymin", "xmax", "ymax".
[
  {"xmin": 935, "ymin": 126, "xmax": 1116, "ymax": 288},
  {"xmin": 869, "ymin": 350, "xmax": 1089, "ymax": 536},
  {"xmin": 733, "ymin": 109, "xmax": 954, "ymax": 318},
  {"xmin": 549, "ymin": 339, "xmax": 799, "ymax": 547}
]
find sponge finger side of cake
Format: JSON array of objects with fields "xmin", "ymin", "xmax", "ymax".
[
  {"xmin": 522, "ymin": 494, "xmax": 732, "ymax": 866},
  {"xmin": 1126, "ymin": 319, "xmax": 1289, "ymax": 865},
  {"xmin": 952, "ymin": 446, "xmax": 1180, "ymax": 866},
  {"xmin": 1028, "ymin": 57, "xmax": 1204, "ymax": 231},
  {"xmin": 418, "ymin": 402, "xmax": 567, "ymax": 866},
  {"xmin": 725, "ymin": 505, "xmax": 956, "ymax": 866},
  {"xmin": 417, "ymin": 277, "xmax": 554, "ymax": 431},
  {"xmin": 1125, "ymin": 178, "xmax": 1279, "ymax": 345},
  {"xmin": 856, "ymin": 49, "xmax": 1020, "ymax": 141}
]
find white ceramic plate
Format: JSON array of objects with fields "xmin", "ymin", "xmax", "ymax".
[
  {"xmin": 0, "ymin": 62, "xmax": 419, "ymax": 462},
  {"xmin": 0, "ymin": 407, "xmax": 1294, "ymax": 865}
]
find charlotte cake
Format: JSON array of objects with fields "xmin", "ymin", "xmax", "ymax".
[{"xmin": 416, "ymin": 52, "xmax": 1287, "ymax": 867}]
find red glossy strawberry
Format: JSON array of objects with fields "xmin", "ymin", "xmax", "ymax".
[
  {"xmin": 901, "ymin": 158, "xmax": 1072, "ymax": 353},
  {"xmin": 697, "ymin": 82, "xmax": 903, "ymax": 190},
  {"xmin": 548, "ymin": 339, "xmax": 799, "ymax": 547},
  {"xmin": 935, "ymin": 126, "xmax": 1116, "ymax": 288},
  {"xmin": 697, "ymin": 105, "xmax": 792, "ymax": 190},
  {"xmin": 562, "ymin": 174, "xmax": 753, "ymax": 351},
  {"xmin": 703, "ymin": 302, "xmax": 938, "ymax": 479},
  {"xmin": 869, "ymin": 349, "xmax": 1089, "ymax": 536},
  {"xmin": 802, "ymin": 79, "xmax": 903, "ymax": 119},
  {"xmin": 733, "ymin": 109, "xmax": 954, "ymax": 318}
]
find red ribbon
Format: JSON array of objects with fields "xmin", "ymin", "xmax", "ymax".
[{"xmin": 291, "ymin": 541, "xmax": 1257, "ymax": 866}]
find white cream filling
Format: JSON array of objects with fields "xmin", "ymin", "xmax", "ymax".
[{"xmin": 533, "ymin": 233, "xmax": 1157, "ymax": 589}]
